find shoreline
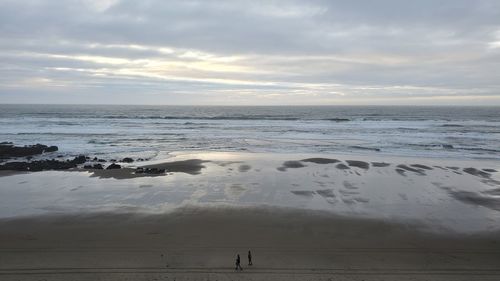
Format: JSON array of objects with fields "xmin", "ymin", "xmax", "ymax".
[
  {"xmin": 2, "ymin": 150, "xmax": 499, "ymax": 177},
  {"xmin": 0, "ymin": 151, "xmax": 499, "ymax": 233}
]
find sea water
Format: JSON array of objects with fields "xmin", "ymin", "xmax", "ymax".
[{"xmin": 0, "ymin": 104, "xmax": 499, "ymax": 160}]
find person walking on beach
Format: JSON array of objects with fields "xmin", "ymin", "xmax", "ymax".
[
  {"xmin": 248, "ymin": 250, "xmax": 253, "ymax": 266},
  {"xmin": 235, "ymin": 254, "xmax": 243, "ymax": 271}
]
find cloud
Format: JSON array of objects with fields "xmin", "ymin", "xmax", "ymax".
[{"xmin": 0, "ymin": 0, "xmax": 499, "ymax": 105}]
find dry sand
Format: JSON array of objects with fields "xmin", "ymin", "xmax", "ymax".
[{"xmin": 1, "ymin": 206, "xmax": 500, "ymax": 280}]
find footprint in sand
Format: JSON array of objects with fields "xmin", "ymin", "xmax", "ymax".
[
  {"xmin": 410, "ymin": 164, "xmax": 433, "ymax": 170},
  {"xmin": 342, "ymin": 198, "xmax": 356, "ymax": 204},
  {"xmin": 316, "ymin": 189, "xmax": 335, "ymax": 198},
  {"xmin": 433, "ymin": 165, "xmax": 448, "ymax": 171},
  {"xmin": 343, "ymin": 181, "xmax": 358, "ymax": 190},
  {"xmin": 372, "ymin": 162, "xmax": 391, "ymax": 167},
  {"xmin": 301, "ymin": 158, "xmax": 340, "ymax": 164},
  {"xmin": 290, "ymin": 190, "xmax": 315, "ymax": 197},
  {"xmin": 463, "ymin": 167, "xmax": 491, "ymax": 178},
  {"xmin": 225, "ymin": 184, "xmax": 246, "ymax": 199},
  {"xmin": 277, "ymin": 161, "xmax": 306, "ymax": 172},
  {"xmin": 353, "ymin": 197, "xmax": 369, "ymax": 203},
  {"xmin": 238, "ymin": 164, "xmax": 252, "ymax": 172},
  {"xmin": 483, "ymin": 168, "xmax": 498, "ymax": 173},
  {"xmin": 336, "ymin": 163, "xmax": 350, "ymax": 170},
  {"xmin": 396, "ymin": 164, "xmax": 426, "ymax": 176},
  {"xmin": 483, "ymin": 188, "xmax": 500, "ymax": 196},
  {"xmin": 346, "ymin": 160, "xmax": 370, "ymax": 170},
  {"xmin": 339, "ymin": 189, "xmax": 359, "ymax": 196},
  {"xmin": 314, "ymin": 181, "xmax": 327, "ymax": 187},
  {"xmin": 70, "ymin": 185, "xmax": 84, "ymax": 191}
]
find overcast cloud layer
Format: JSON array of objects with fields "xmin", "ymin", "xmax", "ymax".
[{"xmin": 1, "ymin": 0, "xmax": 500, "ymax": 105}]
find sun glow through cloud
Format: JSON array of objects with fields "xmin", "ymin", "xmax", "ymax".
[{"xmin": 0, "ymin": 0, "xmax": 499, "ymax": 105}]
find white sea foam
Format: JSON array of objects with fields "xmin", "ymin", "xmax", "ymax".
[{"xmin": 0, "ymin": 105, "xmax": 499, "ymax": 160}]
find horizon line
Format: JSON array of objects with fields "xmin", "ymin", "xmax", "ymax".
[{"xmin": 0, "ymin": 103, "xmax": 499, "ymax": 107}]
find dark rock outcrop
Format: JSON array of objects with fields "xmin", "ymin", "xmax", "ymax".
[
  {"xmin": 140, "ymin": 159, "xmax": 207, "ymax": 175},
  {"xmin": 71, "ymin": 155, "xmax": 87, "ymax": 165},
  {"xmin": 121, "ymin": 157, "xmax": 134, "ymax": 163},
  {"xmin": 83, "ymin": 163, "xmax": 104, "ymax": 170},
  {"xmin": 0, "ymin": 155, "xmax": 88, "ymax": 172},
  {"xmin": 0, "ymin": 143, "xmax": 58, "ymax": 158},
  {"xmin": 135, "ymin": 167, "xmax": 165, "ymax": 174},
  {"xmin": 106, "ymin": 163, "xmax": 121, "ymax": 170}
]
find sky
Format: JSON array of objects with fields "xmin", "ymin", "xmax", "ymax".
[{"xmin": 1, "ymin": 0, "xmax": 500, "ymax": 105}]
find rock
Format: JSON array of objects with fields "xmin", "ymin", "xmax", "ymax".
[
  {"xmin": 0, "ymin": 155, "xmax": 93, "ymax": 172},
  {"xmin": 121, "ymin": 157, "xmax": 134, "ymax": 163},
  {"xmin": 0, "ymin": 162, "xmax": 29, "ymax": 171},
  {"xmin": 110, "ymin": 159, "xmax": 116, "ymax": 162},
  {"xmin": 144, "ymin": 168, "xmax": 165, "ymax": 174},
  {"xmin": 0, "ymin": 143, "xmax": 59, "ymax": 158},
  {"xmin": 1, "ymin": 159, "xmax": 74, "ymax": 171},
  {"xmin": 106, "ymin": 163, "xmax": 121, "ymax": 169},
  {"xmin": 84, "ymin": 163, "xmax": 104, "ymax": 169},
  {"xmin": 97, "ymin": 159, "xmax": 106, "ymax": 162},
  {"xmin": 136, "ymin": 167, "xmax": 165, "ymax": 174},
  {"xmin": 45, "ymin": 146, "xmax": 58, "ymax": 152},
  {"xmin": 72, "ymin": 155, "xmax": 87, "ymax": 164}
]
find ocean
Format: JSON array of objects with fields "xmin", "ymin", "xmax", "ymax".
[{"xmin": 0, "ymin": 104, "xmax": 499, "ymax": 161}]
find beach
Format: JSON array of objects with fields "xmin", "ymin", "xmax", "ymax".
[
  {"xmin": 1, "ymin": 105, "xmax": 500, "ymax": 280},
  {"xmin": 2, "ymin": 0, "xmax": 500, "ymax": 277},
  {"xmin": 2, "ymin": 0, "xmax": 500, "ymax": 278},
  {"xmin": 1, "ymin": 151, "xmax": 500, "ymax": 280},
  {"xmin": 1, "ymin": 206, "xmax": 500, "ymax": 281}
]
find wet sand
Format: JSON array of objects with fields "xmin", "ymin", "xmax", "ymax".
[
  {"xmin": 1, "ymin": 206, "xmax": 500, "ymax": 281},
  {"xmin": 0, "ymin": 152, "xmax": 500, "ymax": 280}
]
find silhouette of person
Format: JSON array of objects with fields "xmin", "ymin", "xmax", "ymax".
[
  {"xmin": 248, "ymin": 250, "xmax": 253, "ymax": 265},
  {"xmin": 235, "ymin": 254, "xmax": 243, "ymax": 271}
]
